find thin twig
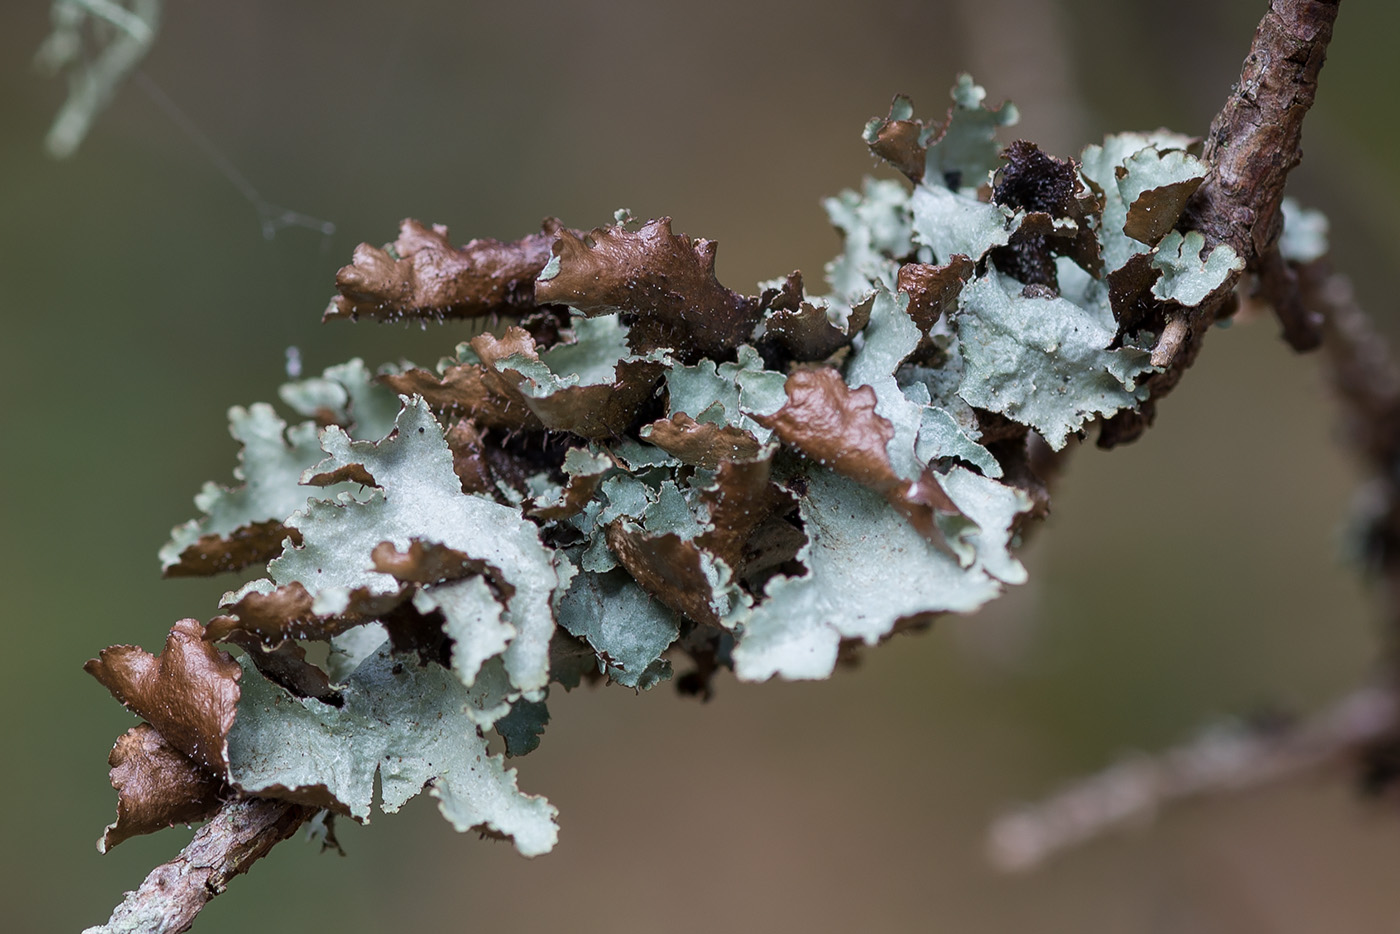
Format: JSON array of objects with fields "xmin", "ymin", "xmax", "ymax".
[
  {"xmin": 35, "ymin": 0, "xmax": 163, "ymax": 159},
  {"xmin": 986, "ymin": 687, "xmax": 1397, "ymax": 872},
  {"xmin": 1308, "ymin": 263, "xmax": 1400, "ymax": 680},
  {"xmin": 84, "ymin": 798, "xmax": 311, "ymax": 934}
]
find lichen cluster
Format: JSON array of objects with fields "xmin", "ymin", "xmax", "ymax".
[{"xmin": 88, "ymin": 76, "xmax": 1249, "ymax": 858}]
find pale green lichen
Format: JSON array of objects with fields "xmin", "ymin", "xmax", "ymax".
[
  {"xmin": 1280, "ymin": 197, "xmax": 1330, "ymax": 264},
  {"xmin": 555, "ymin": 569, "xmax": 680, "ymax": 690},
  {"xmin": 111, "ymin": 74, "xmax": 1290, "ymax": 865},
  {"xmin": 954, "ymin": 269, "xmax": 1154, "ymax": 449},
  {"xmin": 732, "ymin": 466, "xmax": 1029, "ymax": 681},
  {"xmin": 1151, "ymin": 230, "xmax": 1244, "ymax": 307},
  {"xmin": 227, "ymin": 647, "xmax": 558, "ymax": 856},
  {"xmin": 270, "ymin": 399, "xmax": 570, "ymax": 696}
]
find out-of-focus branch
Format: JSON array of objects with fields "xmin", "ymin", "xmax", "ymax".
[
  {"xmin": 1308, "ymin": 263, "xmax": 1400, "ymax": 681},
  {"xmin": 34, "ymin": 0, "xmax": 163, "ymax": 159},
  {"xmin": 986, "ymin": 687, "xmax": 1397, "ymax": 872},
  {"xmin": 84, "ymin": 798, "xmax": 311, "ymax": 934}
]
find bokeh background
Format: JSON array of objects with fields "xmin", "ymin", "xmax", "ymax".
[{"xmin": 4, "ymin": 1, "xmax": 1400, "ymax": 931}]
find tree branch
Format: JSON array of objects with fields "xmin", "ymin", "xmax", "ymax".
[
  {"xmin": 1100, "ymin": 0, "xmax": 1339, "ymax": 447},
  {"xmin": 986, "ymin": 687, "xmax": 1396, "ymax": 872},
  {"xmin": 978, "ymin": 0, "xmax": 1400, "ymax": 873},
  {"xmin": 84, "ymin": 798, "xmax": 311, "ymax": 934}
]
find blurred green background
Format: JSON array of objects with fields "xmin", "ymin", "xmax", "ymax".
[{"xmin": 4, "ymin": 1, "xmax": 1400, "ymax": 931}]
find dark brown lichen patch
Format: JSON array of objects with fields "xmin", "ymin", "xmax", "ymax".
[
  {"xmin": 1106, "ymin": 251, "xmax": 1164, "ymax": 338},
  {"xmin": 863, "ymin": 94, "xmax": 933, "ymax": 184},
  {"xmin": 472, "ymin": 327, "xmax": 664, "ymax": 439},
  {"xmin": 641, "ymin": 414, "xmax": 763, "ymax": 469},
  {"xmin": 993, "ymin": 141, "xmax": 1103, "ymax": 277},
  {"xmin": 218, "ymin": 633, "xmax": 340, "ymax": 705},
  {"xmin": 754, "ymin": 368, "xmax": 963, "ymax": 545},
  {"xmin": 1122, "ymin": 170, "xmax": 1204, "ymax": 246},
  {"xmin": 162, "ymin": 521, "xmax": 300, "ymax": 579},
  {"xmin": 756, "ymin": 271, "xmax": 872, "ymax": 363},
  {"xmin": 378, "ymin": 365, "xmax": 543, "ymax": 433},
  {"xmin": 328, "ymin": 218, "xmax": 568, "ymax": 323},
  {"xmin": 443, "ymin": 419, "xmax": 496, "ymax": 495},
  {"xmin": 206, "ymin": 582, "xmax": 317, "ymax": 643},
  {"xmin": 100, "ymin": 724, "xmax": 225, "ymax": 853},
  {"xmin": 85, "ymin": 620, "xmax": 242, "ymax": 774},
  {"xmin": 604, "ymin": 521, "xmax": 728, "ymax": 628},
  {"xmin": 371, "ymin": 540, "xmax": 511, "ymax": 597},
  {"xmin": 534, "ymin": 218, "xmax": 763, "ymax": 359},
  {"xmin": 695, "ymin": 455, "xmax": 794, "ymax": 574},
  {"xmin": 898, "ymin": 256, "xmax": 976, "ymax": 333}
]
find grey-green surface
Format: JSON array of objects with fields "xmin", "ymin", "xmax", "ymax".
[{"xmin": 6, "ymin": 1, "xmax": 1398, "ymax": 932}]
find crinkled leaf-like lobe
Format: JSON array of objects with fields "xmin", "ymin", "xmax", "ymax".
[
  {"xmin": 160, "ymin": 405, "xmax": 325, "ymax": 577},
  {"xmin": 916, "ymin": 406, "xmax": 1002, "ymax": 478},
  {"xmin": 473, "ymin": 323, "xmax": 663, "ymax": 438},
  {"xmin": 757, "ymin": 271, "xmax": 870, "ymax": 362},
  {"xmin": 641, "ymin": 413, "xmax": 762, "ymax": 468},
  {"xmin": 1079, "ymin": 131, "xmax": 1196, "ymax": 272},
  {"xmin": 604, "ymin": 522, "xmax": 744, "ymax": 628},
  {"xmin": 844, "ymin": 288, "xmax": 930, "ymax": 481},
  {"xmin": 371, "ymin": 539, "xmax": 509, "ymax": 591},
  {"xmin": 206, "ymin": 581, "xmax": 343, "ymax": 644},
  {"xmin": 732, "ymin": 466, "xmax": 1029, "ymax": 681},
  {"xmin": 865, "ymin": 77, "xmax": 1018, "ymax": 188},
  {"xmin": 862, "ymin": 94, "xmax": 930, "ymax": 182},
  {"xmin": 555, "ymin": 569, "xmax": 679, "ymax": 689},
  {"xmin": 219, "ymin": 631, "xmax": 339, "ymax": 704},
  {"xmin": 377, "ymin": 363, "xmax": 541, "ymax": 432},
  {"xmin": 527, "ymin": 447, "xmax": 612, "ymax": 521},
  {"xmin": 496, "ymin": 697, "xmax": 550, "ymax": 757},
  {"xmin": 534, "ymin": 218, "xmax": 762, "ymax": 358},
  {"xmin": 1150, "ymin": 230, "xmax": 1245, "ymax": 307},
  {"xmin": 278, "ymin": 358, "xmax": 403, "ymax": 441},
  {"xmin": 412, "ymin": 575, "xmax": 514, "ymax": 690},
  {"xmin": 100, "ymin": 724, "xmax": 224, "ymax": 853},
  {"xmin": 1117, "ymin": 147, "xmax": 1207, "ymax": 246},
  {"xmin": 328, "ymin": 218, "xmax": 565, "ymax": 323},
  {"xmin": 163, "ymin": 520, "xmax": 300, "ymax": 580},
  {"xmin": 443, "ymin": 419, "xmax": 497, "ymax": 495},
  {"xmin": 664, "ymin": 346, "xmax": 788, "ymax": 443},
  {"xmin": 1105, "ymin": 251, "xmax": 1161, "ymax": 331},
  {"xmin": 755, "ymin": 368, "xmax": 960, "ymax": 543},
  {"xmin": 897, "ymin": 257, "xmax": 976, "ymax": 334},
  {"xmin": 271, "ymin": 399, "xmax": 567, "ymax": 694},
  {"xmin": 823, "ymin": 179, "xmax": 912, "ymax": 303},
  {"xmin": 227, "ymin": 648, "xmax": 558, "ymax": 856},
  {"xmin": 955, "ymin": 269, "xmax": 1154, "ymax": 449},
  {"xmin": 85, "ymin": 619, "xmax": 241, "ymax": 773},
  {"xmin": 924, "ymin": 75, "xmax": 1019, "ymax": 188},
  {"xmin": 694, "ymin": 453, "xmax": 793, "ymax": 573},
  {"xmin": 911, "ymin": 183, "xmax": 1019, "ymax": 267}
]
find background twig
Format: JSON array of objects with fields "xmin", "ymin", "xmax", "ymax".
[{"xmin": 986, "ymin": 687, "xmax": 1396, "ymax": 871}]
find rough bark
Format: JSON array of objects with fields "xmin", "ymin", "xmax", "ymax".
[{"xmin": 85, "ymin": 798, "xmax": 312, "ymax": 934}]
